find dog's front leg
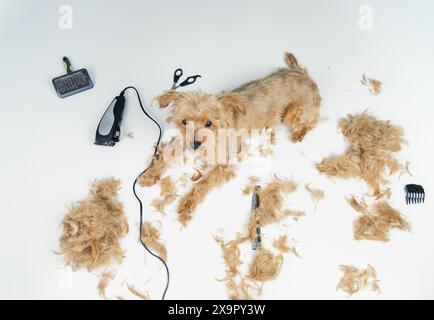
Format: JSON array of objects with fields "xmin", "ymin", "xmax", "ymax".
[{"xmin": 177, "ymin": 164, "xmax": 235, "ymax": 226}]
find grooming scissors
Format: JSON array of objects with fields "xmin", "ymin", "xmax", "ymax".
[{"xmin": 171, "ymin": 68, "xmax": 201, "ymax": 90}]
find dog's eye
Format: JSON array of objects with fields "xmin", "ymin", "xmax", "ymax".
[
  {"xmin": 182, "ymin": 119, "xmax": 188, "ymax": 126},
  {"xmin": 205, "ymin": 121, "xmax": 212, "ymax": 128}
]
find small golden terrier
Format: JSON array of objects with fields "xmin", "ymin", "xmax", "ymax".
[{"xmin": 139, "ymin": 52, "xmax": 321, "ymax": 226}]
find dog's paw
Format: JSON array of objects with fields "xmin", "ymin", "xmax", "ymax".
[
  {"xmin": 290, "ymin": 128, "xmax": 307, "ymax": 143},
  {"xmin": 191, "ymin": 169, "xmax": 202, "ymax": 182},
  {"xmin": 138, "ymin": 171, "xmax": 160, "ymax": 187},
  {"xmin": 178, "ymin": 212, "xmax": 192, "ymax": 227}
]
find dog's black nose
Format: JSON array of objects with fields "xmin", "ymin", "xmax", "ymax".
[{"xmin": 191, "ymin": 141, "xmax": 202, "ymax": 150}]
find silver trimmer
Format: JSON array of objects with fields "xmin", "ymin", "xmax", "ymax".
[{"xmin": 251, "ymin": 186, "xmax": 262, "ymax": 250}]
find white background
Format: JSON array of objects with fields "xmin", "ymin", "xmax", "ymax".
[{"xmin": 1, "ymin": 0, "xmax": 433, "ymax": 300}]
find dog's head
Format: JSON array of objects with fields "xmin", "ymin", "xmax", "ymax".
[{"xmin": 155, "ymin": 90, "xmax": 245, "ymax": 150}]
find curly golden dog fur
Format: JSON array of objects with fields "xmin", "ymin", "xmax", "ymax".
[
  {"xmin": 58, "ymin": 177, "xmax": 128, "ymax": 271},
  {"xmin": 215, "ymin": 177, "xmax": 301, "ymax": 299},
  {"xmin": 316, "ymin": 112, "xmax": 405, "ymax": 198},
  {"xmin": 140, "ymin": 53, "xmax": 320, "ymax": 226},
  {"xmin": 337, "ymin": 265, "xmax": 380, "ymax": 295}
]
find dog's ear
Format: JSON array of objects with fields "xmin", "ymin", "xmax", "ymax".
[
  {"xmin": 155, "ymin": 90, "xmax": 185, "ymax": 108},
  {"xmin": 218, "ymin": 93, "xmax": 246, "ymax": 115}
]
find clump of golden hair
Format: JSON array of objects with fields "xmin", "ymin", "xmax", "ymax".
[
  {"xmin": 257, "ymin": 178, "xmax": 297, "ymax": 224},
  {"xmin": 97, "ymin": 271, "xmax": 115, "ymax": 299},
  {"xmin": 361, "ymin": 74, "xmax": 382, "ymax": 95},
  {"xmin": 58, "ymin": 177, "xmax": 129, "ymax": 271},
  {"xmin": 151, "ymin": 176, "xmax": 177, "ymax": 214},
  {"xmin": 138, "ymin": 145, "xmax": 168, "ymax": 187},
  {"xmin": 214, "ymin": 236, "xmax": 245, "ymax": 279},
  {"xmin": 141, "ymin": 222, "xmax": 167, "ymax": 262},
  {"xmin": 247, "ymin": 178, "xmax": 297, "ymax": 241},
  {"xmin": 305, "ymin": 184, "xmax": 325, "ymax": 206},
  {"xmin": 346, "ymin": 196, "xmax": 369, "ymax": 214},
  {"xmin": 216, "ymin": 177, "xmax": 301, "ymax": 299},
  {"xmin": 127, "ymin": 283, "xmax": 150, "ymax": 300},
  {"xmin": 272, "ymin": 235, "xmax": 300, "ymax": 257},
  {"xmin": 353, "ymin": 200, "xmax": 410, "ymax": 242},
  {"xmin": 225, "ymin": 278, "xmax": 262, "ymax": 300},
  {"xmin": 248, "ymin": 249, "xmax": 283, "ymax": 282},
  {"xmin": 215, "ymin": 236, "xmax": 267, "ymax": 300},
  {"xmin": 316, "ymin": 112, "xmax": 405, "ymax": 198},
  {"xmin": 337, "ymin": 265, "xmax": 380, "ymax": 295}
]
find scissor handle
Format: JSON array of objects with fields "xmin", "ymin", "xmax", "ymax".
[
  {"xmin": 179, "ymin": 75, "xmax": 201, "ymax": 87},
  {"xmin": 173, "ymin": 68, "xmax": 183, "ymax": 84}
]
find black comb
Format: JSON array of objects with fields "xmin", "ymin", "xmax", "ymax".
[
  {"xmin": 405, "ymin": 184, "xmax": 425, "ymax": 204},
  {"xmin": 52, "ymin": 57, "xmax": 93, "ymax": 98}
]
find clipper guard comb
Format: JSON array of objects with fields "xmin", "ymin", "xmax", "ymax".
[{"xmin": 405, "ymin": 184, "xmax": 425, "ymax": 204}]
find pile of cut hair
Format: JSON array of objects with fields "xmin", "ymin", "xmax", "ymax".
[
  {"xmin": 317, "ymin": 112, "xmax": 405, "ymax": 199},
  {"xmin": 58, "ymin": 177, "xmax": 128, "ymax": 270},
  {"xmin": 58, "ymin": 177, "xmax": 155, "ymax": 300},
  {"xmin": 337, "ymin": 265, "xmax": 380, "ymax": 295},
  {"xmin": 215, "ymin": 177, "xmax": 301, "ymax": 299},
  {"xmin": 347, "ymin": 197, "xmax": 410, "ymax": 241},
  {"xmin": 316, "ymin": 112, "xmax": 410, "ymax": 241}
]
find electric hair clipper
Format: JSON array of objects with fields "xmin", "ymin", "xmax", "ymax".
[{"xmin": 95, "ymin": 92, "xmax": 126, "ymax": 146}]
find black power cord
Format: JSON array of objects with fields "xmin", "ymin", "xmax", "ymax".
[{"xmin": 121, "ymin": 86, "xmax": 169, "ymax": 300}]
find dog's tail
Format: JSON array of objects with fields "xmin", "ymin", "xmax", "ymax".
[{"xmin": 284, "ymin": 52, "xmax": 303, "ymax": 71}]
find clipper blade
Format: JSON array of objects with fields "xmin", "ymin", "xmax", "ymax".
[{"xmin": 251, "ymin": 186, "xmax": 262, "ymax": 250}]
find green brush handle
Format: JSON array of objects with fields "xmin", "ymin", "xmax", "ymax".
[{"xmin": 62, "ymin": 56, "xmax": 73, "ymax": 73}]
